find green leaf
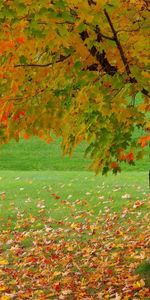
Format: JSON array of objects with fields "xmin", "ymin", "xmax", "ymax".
[
  {"xmin": 77, "ymin": 23, "xmax": 87, "ymax": 33},
  {"xmin": 74, "ymin": 61, "xmax": 82, "ymax": 69},
  {"xmin": 54, "ymin": 0, "xmax": 66, "ymax": 9},
  {"xmin": 3, "ymin": 7, "xmax": 16, "ymax": 19},
  {"xmin": 31, "ymin": 28, "xmax": 46, "ymax": 38},
  {"xmin": 15, "ymin": 2, "xmax": 26, "ymax": 12},
  {"xmin": 19, "ymin": 55, "xmax": 27, "ymax": 64},
  {"xmin": 57, "ymin": 26, "xmax": 68, "ymax": 37},
  {"xmin": 39, "ymin": 7, "xmax": 48, "ymax": 15},
  {"xmin": 60, "ymin": 11, "xmax": 75, "ymax": 22}
]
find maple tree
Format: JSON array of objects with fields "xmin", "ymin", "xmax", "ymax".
[{"xmin": 0, "ymin": 0, "xmax": 149, "ymax": 173}]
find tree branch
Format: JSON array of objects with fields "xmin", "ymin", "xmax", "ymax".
[
  {"xmin": 86, "ymin": 1, "xmax": 149, "ymax": 97},
  {"xmin": 143, "ymin": 0, "xmax": 150, "ymax": 11},
  {"xmin": 80, "ymin": 29, "xmax": 117, "ymax": 75},
  {"xmin": 100, "ymin": 33, "xmax": 115, "ymax": 41},
  {"xmin": 15, "ymin": 54, "xmax": 71, "ymax": 68},
  {"xmin": 104, "ymin": 9, "xmax": 149, "ymax": 97},
  {"xmin": 104, "ymin": 9, "xmax": 131, "ymax": 76},
  {"xmin": 88, "ymin": 0, "xmax": 96, "ymax": 6}
]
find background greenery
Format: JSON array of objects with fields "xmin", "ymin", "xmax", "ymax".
[{"xmin": 0, "ymin": 136, "xmax": 149, "ymax": 171}]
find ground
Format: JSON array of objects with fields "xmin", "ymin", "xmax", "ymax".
[{"xmin": 0, "ymin": 137, "xmax": 150, "ymax": 299}]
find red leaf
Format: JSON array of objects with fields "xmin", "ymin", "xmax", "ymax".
[
  {"xmin": 23, "ymin": 133, "xmax": 30, "ymax": 140},
  {"xmin": 16, "ymin": 37, "xmax": 26, "ymax": 44},
  {"xmin": 54, "ymin": 282, "xmax": 61, "ymax": 292},
  {"xmin": 51, "ymin": 193, "xmax": 60, "ymax": 200},
  {"xmin": 51, "ymin": 254, "xmax": 58, "ymax": 260},
  {"xmin": 106, "ymin": 269, "xmax": 113, "ymax": 275},
  {"xmin": 126, "ymin": 151, "xmax": 134, "ymax": 162},
  {"xmin": 111, "ymin": 162, "xmax": 119, "ymax": 169},
  {"xmin": 13, "ymin": 110, "xmax": 26, "ymax": 121}
]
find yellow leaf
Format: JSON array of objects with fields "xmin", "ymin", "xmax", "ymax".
[
  {"xmin": 142, "ymin": 71, "xmax": 150, "ymax": 79},
  {"xmin": 0, "ymin": 286, "xmax": 6, "ymax": 291},
  {"xmin": 133, "ymin": 279, "xmax": 145, "ymax": 288},
  {"xmin": 0, "ymin": 258, "xmax": 9, "ymax": 265}
]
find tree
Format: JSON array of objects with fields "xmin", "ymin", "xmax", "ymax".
[{"xmin": 0, "ymin": 0, "xmax": 149, "ymax": 174}]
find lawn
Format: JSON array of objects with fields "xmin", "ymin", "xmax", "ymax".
[
  {"xmin": 0, "ymin": 136, "xmax": 149, "ymax": 172},
  {"xmin": 0, "ymin": 138, "xmax": 150, "ymax": 299}
]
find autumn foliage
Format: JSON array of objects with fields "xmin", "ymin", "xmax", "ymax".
[
  {"xmin": 0, "ymin": 0, "xmax": 149, "ymax": 173},
  {"xmin": 0, "ymin": 192, "xmax": 150, "ymax": 299}
]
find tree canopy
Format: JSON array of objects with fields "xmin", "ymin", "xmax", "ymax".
[{"xmin": 0, "ymin": 0, "xmax": 149, "ymax": 173}]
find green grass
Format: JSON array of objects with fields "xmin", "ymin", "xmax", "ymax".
[
  {"xmin": 0, "ymin": 137, "xmax": 149, "ymax": 226},
  {"xmin": 0, "ymin": 136, "xmax": 149, "ymax": 171},
  {"xmin": 0, "ymin": 170, "xmax": 149, "ymax": 228},
  {"xmin": 136, "ymin": 261, "xmax": 150, "ymax": 287},
  {"xmin": 0, "ymin": 137, "xmax": 90, "ymax": 171},
  {"xmin": 0, "ymin": 138, "xmax": 149, "ymax": 296}
]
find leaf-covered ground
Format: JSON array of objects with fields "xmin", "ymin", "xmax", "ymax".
[{"xmin": 0, "ymin": 192, "xmax": 150, "ymax": 299}]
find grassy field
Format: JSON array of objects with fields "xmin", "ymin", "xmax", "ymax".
[
  {"xmin": 0, "ymin": 138, "xmax": 149, "ymax": 299},
  {"xmin": 0, "ymin": 169, "xmax": 149, "ymax": 225},
  {"xmin": 0, "ymin": 137, "xmax": 149, "ymax": 224},
  {"xmin": 0, "ymin": 137, "xmax": 90, "ymax": 171},
  {"xmin": 0, "ymin": 136, "xmax": 149, "ymax": 171}
]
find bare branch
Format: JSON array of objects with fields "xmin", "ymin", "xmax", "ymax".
[{"xmin": 15, "ymin": 54, "xmax": 71, "ymax": 68}]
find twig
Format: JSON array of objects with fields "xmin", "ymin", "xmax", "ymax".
[{"xmin": 15, "ymin": 54, "xmax": 71, "ymax": 68}]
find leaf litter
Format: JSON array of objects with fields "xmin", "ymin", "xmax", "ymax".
[{"xmin": 0, "ymin": 193, "xmax": 149, "ymax": 299}]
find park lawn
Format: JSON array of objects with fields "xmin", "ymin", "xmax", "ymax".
[
  {"xmin": 0, "ymin": 136, "xmax": 149, "ymax": 172},
  {"xmin": 0, "ymin": 137, "xmax": 90, "ymax": 171},
  {"xmin": 0, "ymin": 170, "xmax": 150, "ymax": 299},
  {"xmin": 0, "ymin": 136, "xmax": 149, "ymax": 228},
  {"xmin": 0, "ymin": 170, "xmax": 149, "ymax": 227},
  {"xmin": 0, "ymin": 138, "xmax": 150, "ymax": 299}
]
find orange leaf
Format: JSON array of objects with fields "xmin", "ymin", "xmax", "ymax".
[
  {"xmin": 16, "ymin": 37, "xmax": 26, "ymax": 44},
  {"xmin": 126, "ymin": 151, "xmax": 134, "ymax": 162},
  {"xmin": 139, "ymin": 135, "xmax": 150, "ymax": 148},
  {"xmin": 133, "ymin": 200, "xmax": 144, "ymax": 209},
  {"xmin": 119, "ymin": 152, "xmax": 127, "ymax": 161},
  {"xmin": 47, "ymin": 136, "xmax": 53, "ymax": 144},
  {"xmin": 111, "ymin": 162, "xmax": 119, "ymax": 169},
  {"xmin": 23, "ymin": 133, "xmax": 30, "ymax": 140}
]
